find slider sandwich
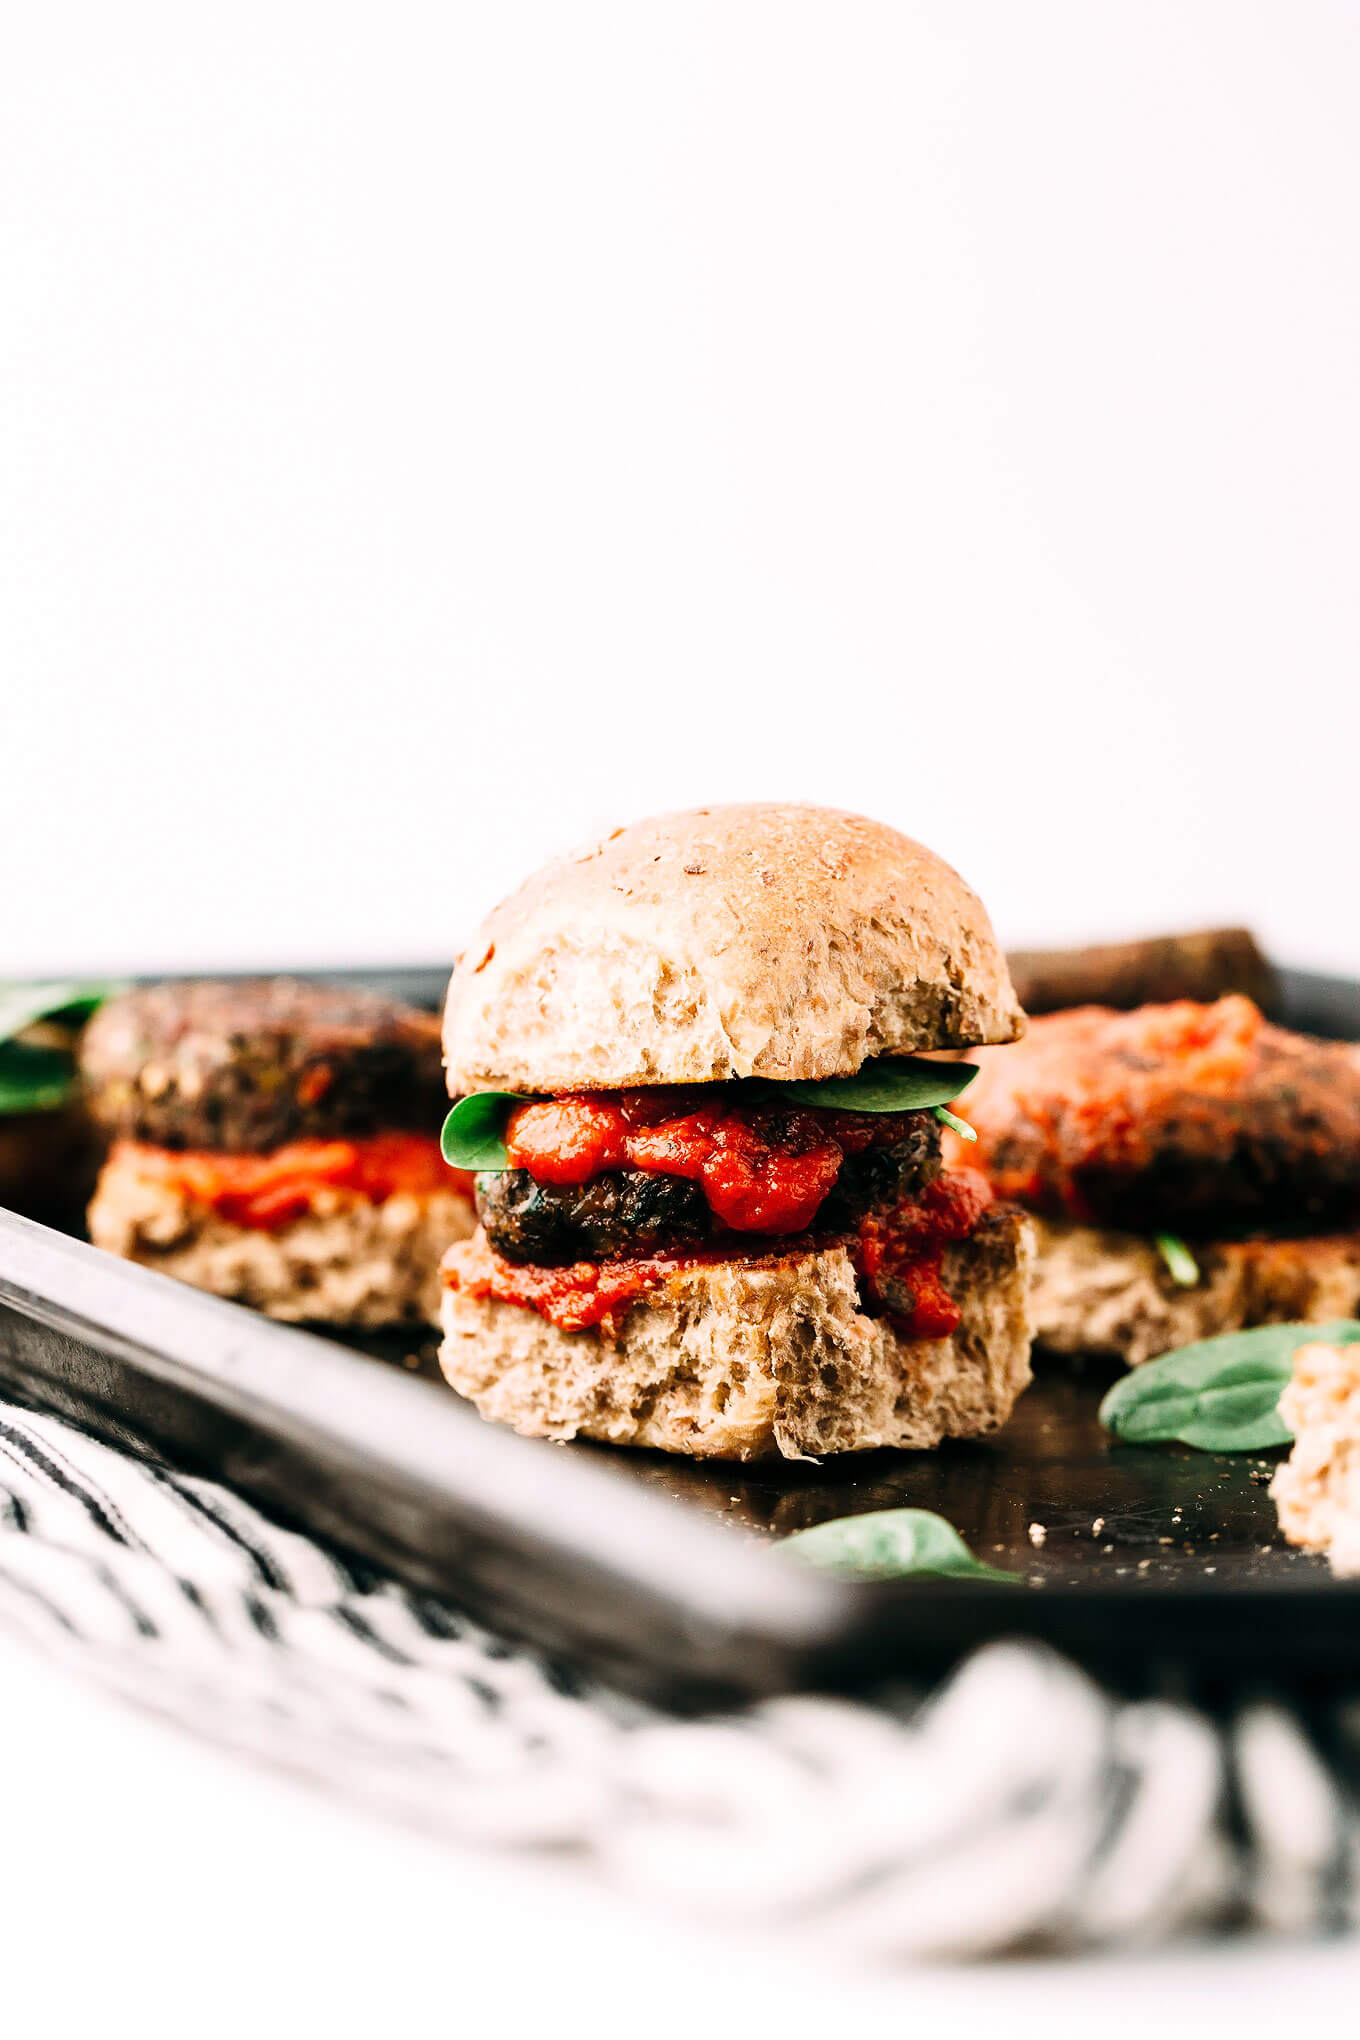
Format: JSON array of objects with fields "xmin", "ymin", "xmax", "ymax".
[
  {"xmin": 952, "ymin": 995, "xmax": 1360, "ymax": 1366},
  {"xmin": 437, "ymin": 804, "xmax": 1036, "ymax": 1459},
  {"xmin": 83, "ymin": 979, "xmax": 476, "ymax": 1325}
]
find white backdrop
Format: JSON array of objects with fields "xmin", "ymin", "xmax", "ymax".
[
  {"xmin": 4, "ymin": 11, "xmax": 1360, "ymax": 2025},
  {"xmin": 4, "ymin": 3, "xmax": 1359, "ymax": 981}
]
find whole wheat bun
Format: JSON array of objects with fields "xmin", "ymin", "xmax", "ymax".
[
  {"xmin": 444, "ymin": 804, "xmax": 1022, "ymax": 1093},
  {"xmin": 1029, "ymin": 1216, "xmax": 1360, "ymax": 1368},
  {"xmin": 437, "ymin": 1208, "xmax": 1033, "ymax": 1460}
]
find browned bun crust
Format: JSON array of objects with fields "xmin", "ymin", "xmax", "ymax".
[
  {"xmin": 436, "ymin": 1207, "xmax": 1034, "ymax": 1460},
  {"xmin": 443, "ymin": 805, "xmax": 1022, "ymax": 1093}
]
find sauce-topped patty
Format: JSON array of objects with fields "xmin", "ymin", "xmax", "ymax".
[
  {"xmin": 955, "ymin": 995, "xmax": 1360, "ymax": 1237},
  {"xmin": 449, "ymin": 1168, "xmax": 993, "ymax": 1338},
  {"xmin": 477, "ymin": 1088, "xmax": 942, "ymax": 1260}
]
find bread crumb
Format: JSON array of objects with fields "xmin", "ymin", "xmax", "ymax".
[{"xmin": 1270, "ymin": 1341, "xmax": 1360, "ymax": 1575}]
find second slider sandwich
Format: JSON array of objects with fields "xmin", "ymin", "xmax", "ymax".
[{"xmin": 437, "ymin": 804, "xmax": 1035, "ymax": 1459}]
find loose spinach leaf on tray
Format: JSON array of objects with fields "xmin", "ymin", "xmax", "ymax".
[
  {"xmin": 440, "ymin": 1057, "xmax": 980, "ymax": 1175},
  {"xmin": 1099, "ymin": 1319, "xmax": 1360, "ymax": 1452},
  {"xmin": 780, "ymin": 1507, "xmax": 1023, "ymax": 1584}
]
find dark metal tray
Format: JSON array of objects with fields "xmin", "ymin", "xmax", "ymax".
[{"xmin": 1, "ymin": 963, "xmax": 1358, "ymax": 1707}]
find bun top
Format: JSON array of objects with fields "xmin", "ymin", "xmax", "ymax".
[{"xmin": 444, "ymin": 803, "xmax": 1023, "ymax": 1093}]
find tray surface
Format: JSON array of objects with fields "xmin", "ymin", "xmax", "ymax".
[{"xmin": 360, "ymin": 1320, "xmax": 1333, "ymax": 1598}]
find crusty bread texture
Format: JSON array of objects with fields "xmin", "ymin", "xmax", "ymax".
[
  {"xmin": 443, "ymin": 805, "xmax": 1023, "ymax": 1093},
  {"xmin": 437, "ymin": 1207, "xmax": 1034, "ymax": 1460},
  {"xmin": 89, "ymin": 1155, "xmax": 474, "ymax": 1327},
  {"xmin": 1271, "ymin": 1342, "xmax": 1360, "ymax": 1575},
  {"xmin": 1029, "ymin": 1216, "xmax": 1360, "ymax": 1368}
]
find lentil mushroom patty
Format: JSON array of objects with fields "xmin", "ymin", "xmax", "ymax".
[
  {"xmin": 81, "ymin": 979, "xmax": 447, "ymax": 1152},
  {"xmin": 477, "ymin": 1109, "xmax": 943, "ymax": 1263},
  {"xmin": 959, "ymin": 995, "xmax": 1360, "ymax": 1238}
]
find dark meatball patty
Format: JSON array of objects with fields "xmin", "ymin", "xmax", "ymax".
[
  {"xmin": 478, "ymin": 1111, "xmax": 942, "ymax": 1263},
  {"xmin": 961, "ymin": 995, "xmax": 1360, "ymax": 1237},
  {"xmin": 80, "ymin": 978, "xmax": 447, "ymax": 1152}
]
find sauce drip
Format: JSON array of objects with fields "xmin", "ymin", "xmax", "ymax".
[
  {"xmin": 446, "ymin": 1167, "xmax": 993, "ymax": 1339},
  {"xmin": 505, "ymin": 1088, "xmax": 919, "ymax": 1235},
  {"xmin": 116, "ymin": 1133, "xmax": 470, "ymax": 1231},
  {"xmin": 847, "ymin": 1169, "xmax": 993, "ymax": 1339}
]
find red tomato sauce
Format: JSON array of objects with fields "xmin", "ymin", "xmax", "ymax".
[
  {"xmin": 505, "ymin": 1089, "xmax": 919, "ymax": 1235},
  {"xmin": 446, "ymin": 1167, "xmax": 993, "ymax": 1340},
  {"xmin": 956, "ymin": 995, "xmax": 1267, "ymax": 1217},
  {"xmin": 847, "ymin": 1169, "xmax": 993, "ymax": 1339},
  {"xmin": 114, "ymin": 1134, "xmax": 472, "ymax": 1231}
]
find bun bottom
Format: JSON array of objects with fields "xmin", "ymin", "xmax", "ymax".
[
  {"xmin": 1030, "ymin": 1217, "xmax": 1360, "ymax": 1368},
  {"xmin": 437, "ymin": 1208, "xmax": 1034, "ymax": 1461},
  {"xmin": 89, "ymin": 1157, "xmax": 473, "ymax": 1328}
]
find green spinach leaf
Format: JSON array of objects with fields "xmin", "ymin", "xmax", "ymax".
[
  {"xmin": 0, "ymin": 981, "xmax": 120, "ymax": 1046},
  {"xmin": 1099, "ymin": 1319, "xmax": 1360, "ymax": 1452},
  {"xmin": 781, "ymin": 1507, "xmax": 1023, "ymax": 1583},
  {"xmin": 0, "ymin": 980, "xmax": 122, "ymax": 1116},
  {"xmin": 0, "ymin": 1043, "xmax": 80, "ymax": 1116},
  {"xmin": 1155, "ymin": 1233, "xmax": 1200, "ymax": 1287},
  {"xmin": 442, "ymin": 1055, "xmax": 980, "ymax": 1176},
  {"xmin": 774, "ymin": 1057, "xmax": 978, "ymax": 1114},
  {"xmin": 441, "ymin": 1092, "xmax": 529, "ymax": 1172}
]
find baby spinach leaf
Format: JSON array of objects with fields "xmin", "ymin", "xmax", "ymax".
[
  {"xmin": 774, "ymin": 1056, "xmax": 979, "ymax": 1115},
  {"xmin": 1099, "ymin": 1319, "xmax": 1360, "ymax": 1452},
  {"xmin": 0, "ymin": 1043, "xmax": 79, "ymax": 1116},
  {"xmin": 441, "ymin": 1056, "xmax": 980, "ymax": 1176},
  {"xmin": 935, "ymin": 1105, "xmax": 977, "ymax": 1141},
  {"xmin": 781, "ymin": 1507, "xmax": 1023, "ymax": 1584},
  {"xmin": 1155, "ymin": 1233, "xmax": 1200, "ymax": 1287},
  {"xmin": 0, "ymin": 980, "xmax": 121, "ymax": 1046},
  {"xmin": 441, "ymin": 1092, "xmax": 529, "ymax": 1172},
  {"xmin": 0, "ymin": 981, "xmax": 122, "ymax": 1116}
]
